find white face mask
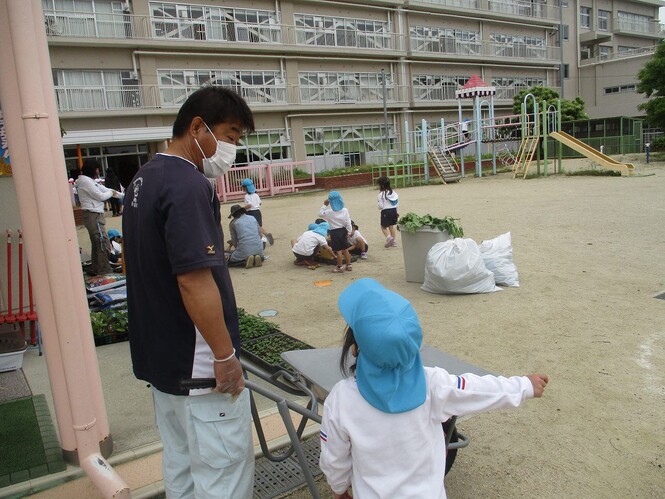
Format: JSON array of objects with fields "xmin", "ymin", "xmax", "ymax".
[{"xmin": 194, "ymin": 123, "xmax": 237, "ymax": 178}]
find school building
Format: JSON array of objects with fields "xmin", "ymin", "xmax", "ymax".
[{"xmin": 23, "ymin": 0, "xmax": 665, "ymax": 183}]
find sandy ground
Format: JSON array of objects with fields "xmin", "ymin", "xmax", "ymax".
[{"xmin": 92, "ymin": 157, "xmax": 665, "ymax": 498}]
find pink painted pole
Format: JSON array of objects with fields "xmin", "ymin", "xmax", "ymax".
[
  {"xmin": 0, "ymin": 2, "xmax": 128, "ymax": 496},
  {"xmin": 17, "ymin": 229, "xmax": 27, "ymax": 322},
  {"xmin": 33, "ymin": 0, "xmax": 112, "ymax": 450},
  {"xmin": 5, "ymin": 230, "xmax": 16, "ymax": 323},
  {"xmin": 27, "ymin": 266, "xmax": 37, "ymax": 345}
]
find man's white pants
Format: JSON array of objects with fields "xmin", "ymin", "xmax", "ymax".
[{"xmin": 152, "ymin": 387, "xmax": 255, "ymax": 499}]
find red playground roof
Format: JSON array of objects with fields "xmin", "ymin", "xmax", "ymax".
[{"xmin": 456, "ymin": 74, "xmax": 496, "ymax": 99}]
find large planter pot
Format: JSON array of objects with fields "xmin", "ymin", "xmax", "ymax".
[{"xmin": 398, "ymin": 225, "xmax": 452, "ymax": 284}]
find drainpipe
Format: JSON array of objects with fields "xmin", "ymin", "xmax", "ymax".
[{"xmin": 0, "ymin": 1, "xmax": 129, "ymax": 496}]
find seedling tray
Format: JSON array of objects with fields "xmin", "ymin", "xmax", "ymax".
[{"xmin": 241, "ymin": 331, "xmax": 313, "ymax": 374}]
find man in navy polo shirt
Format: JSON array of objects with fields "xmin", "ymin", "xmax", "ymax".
[{"xmin": 123, "ymin": 87, "xmax": 255, "ymax": 498}]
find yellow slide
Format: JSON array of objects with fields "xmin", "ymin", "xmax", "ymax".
[{"xmin": 549, "ymin": 131, "xmax": 635, "ymax": 175}]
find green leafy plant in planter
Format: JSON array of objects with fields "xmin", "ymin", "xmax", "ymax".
[
  {"xmin": 237, "ymin": 308, "xmax": 280, "ymax": 342},
  {"xmin": 237, "ymin": 308, "xmax": 314, "ymax": 373},
  {"xmin": 89, "ymin": 308, "xmax": 129, "ymax": 346},
  {"xmin": 397, "ymin": 213, "xmax": 464, "ymax": 237}
]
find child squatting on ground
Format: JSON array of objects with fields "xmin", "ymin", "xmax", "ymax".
[
  {"xmin": 319, "ymin": 191, "xmax": 354, "ymax": 273},
  {"xmin": 291, "ymin": 221, "xmax": 332, "ymax": 269},
  {"xmin": 319, "ymin": 278, "xmax": 549, "ymax": 499},
  {"xmin": 347, "ymin": 221, "xmax": 368, "ymax": 259},
  {"xmin": 377, "ymin": 176, "xmax": 399, "ymax": 248}
]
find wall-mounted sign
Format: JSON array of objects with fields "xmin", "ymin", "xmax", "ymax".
[{"xmin": 0, "ymin": 104, "xmax": 12, "ymax": 176}]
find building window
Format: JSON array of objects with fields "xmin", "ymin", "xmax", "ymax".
[
  {"xmin": 412, "ymin": 74, "xmax": 469, "ymax": 101},
  {"xmin": 490, "ymin": 33, "xmax": 547, "ymax": 59},
  {"xmin": 149, "ymin": 3, "xmax": 281, "ymax": 43},
  {"xmin": 52, "ymin": 69, "xmax": 140, "ymax": 111},
  {"xmin": 563, "ymin": 64, "xmax": 569, "ymax": 78},
  {"xmin": 157, "ymin": 69, "xmax": 286, "ymax": 106},
  {"xmin": 561, "ymin": 0, "xmax": 568, "ymax": 6},
  {"xmin": 580, "ymin": 7, "xmax": 592, "ymax": 29},
  {"xmin": 299, "ymin": 71, "xmax": 394, "ymax": 103},
  {"xmin": 294, "ymin": 14, "xmax": 391, "ymax": 49},
  {"xmin": 598, "ymin": 10, "xmax": 610, "ymax": 31},
  {"xmin": 599, "ymin": 46, "xmax": 611, "ymax": 59},
  {"xmin": 603, "ymin": 84, "xmax": 636, "ymax": 95},
  {"xmin": 562, "ymin": 24, "xmax": 569, "ymax": 41},
  {"xmin": 580, "ymin": 46, "xmax": 591, "ymax": 60},
  {"xmin": 618, "ymin": 46, "xmax": 637, "ymax": 53},
  {"xmin": 617, "ymin": 11, "xmax": 654, "ymax": 34},
  {"xmin": 491, "ymin": 76, "xmax": 546, "ymax": 99},
  {"xmin": 410, "ymin": 25, "xmax": 481, "ymax": 55}
]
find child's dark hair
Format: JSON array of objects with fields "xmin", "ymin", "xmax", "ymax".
[
  {"xmin": 315, "ymin": 218, "xmax": 326, "ymax": 224},
  {"xmin": 351, "ymin": 220, "xmax": 359, "ymax": 230},
  {"xmin": 81, "ymin": 158, "xmax": 101, "ymax": 178},
  {"xmin": 340, "ymin": 326, "xmax": 358, "ymax": 377},
  {"xmin": 378, "ymin": 176, "xmax": 393, "ymax": 195}
]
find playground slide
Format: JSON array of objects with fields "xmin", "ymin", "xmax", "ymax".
[{"xmin": 549, "ymin": 131, "xmax": 634, "ymax": 174}]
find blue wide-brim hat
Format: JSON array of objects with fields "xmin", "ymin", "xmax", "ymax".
[
  {"xmin": 328, "ymin": 191, "xmax": 344, "ymax": 211},
  {"xmin": 108, "ymin": 229, "xmax": 121, "ymax": 239},
  {"xmin": 241, "ymin": 178, "xmax": 256, "ymax": 193},
  {"xmin": 338, "ymin": 278, "xmax": 426, "ymax": 414},
  {"xmin": 311, "ymin": 222, "xmax": 329, "ymax": 238}
]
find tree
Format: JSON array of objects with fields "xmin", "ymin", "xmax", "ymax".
[
  {"xmin": 512, "ymin": 86, "xmax": 588, "ymax": 122},
  {"xmin": 637, "ymin": 41, "xmax": 665, "ymax": 130}
]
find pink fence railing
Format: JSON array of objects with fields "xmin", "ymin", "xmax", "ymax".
[{"xmin": 216, "ymin": 160, "xmax": 316, "ymax": 203}]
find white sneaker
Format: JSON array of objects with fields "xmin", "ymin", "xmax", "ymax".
[
  {"xmin": 360, "ymin": 252, "xmax": 368, "ymax": 260},
  {"xmin": 384, "ymin": 236, "xmax": 394, "ymax": 248}
]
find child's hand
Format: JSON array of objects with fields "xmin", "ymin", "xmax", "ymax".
[
  {"xmin": 527, "ymin": 374, "xmax": 549, "ymax": 397},
  {"xmin": 324, "ymin": 199, "xmax": 330, "ymax": 206}
]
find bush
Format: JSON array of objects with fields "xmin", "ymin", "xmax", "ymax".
[{"xmin": 651, "ymin": 136, "xmax": 665, "ymax": 151}]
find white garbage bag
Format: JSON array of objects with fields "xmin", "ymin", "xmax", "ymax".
[
  {"xmin": 479, "ymin": 232, "xmax": 520, "ymax": 287},
  {"xmin": 421, "ymin": 238, "xmax": 501, "ymax": 294}
]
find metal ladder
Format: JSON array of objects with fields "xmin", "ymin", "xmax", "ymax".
[{"xmin": 428, "ymin": 144, "xmax": 462, "ymax": 184}]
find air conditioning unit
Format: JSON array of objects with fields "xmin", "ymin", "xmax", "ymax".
[{"xmin": 314, "ymin": 128, "xmax": 324, "ymax": 140}]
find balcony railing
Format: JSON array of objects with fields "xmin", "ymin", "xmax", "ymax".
[
  {"xmin": 53, "ymin": 82, "xmax": 414, "ymax": 113},
  {"xmin": 579, "ymin": 45, "xmax": 657, "ymax": 66},
  {"xmin": 410, "ymin": 0, "xmax": 561, "ymax": 22},
  {"xmin": 410, "ymin": 36, "xmax": 560, "ymax": 62},
  {"xmin": 613, "ymin": 19, "xmax": 664, "ymax": 37},
  {"xmin": 54, "ymin": 85, "xmax": 160, "ymax": 112},
  {"xmin": 299, "ymin": 84, "xmax": 401, "ymax": 104},
  {"xmin": 413, "ymin": 84, "xmax": 559, "ymax": 102},
  {"xmin": 294, "ymin": 26, "xmax": 394, "ymax": 50}
]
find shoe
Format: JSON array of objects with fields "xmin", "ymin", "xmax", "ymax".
[
  {"xmin": 266, "ymin": 233, "xmax": 274, "ymax": 245},
  {"xmin": 345, "ymin": 264, "xmax": 353, "ymax": 271},
  {"xmin": 384, "ymin": 236, "xmax": 394, "ymax": 248},
  {"xmin": 245, "ymin": 256, "xmax": 255, "ymax": 269},
  {"xmin": 254, "ymin": 255, "xmax": 263, "ymax": 267},
  {"xmin": 390, "ymin": 240, "xmax": 398, "ymax": 247},
  {"xmin": 332, "ymin": 266, "xmax": 345, "ymax": 273},
  {"xmin": 360, "ymin": 252, "xmax": 368, "ymax": 260}
]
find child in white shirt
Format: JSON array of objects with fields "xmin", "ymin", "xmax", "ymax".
[
  {"xmin": 241, "ymin": 178, "xmax": 274, "ymax": 245},
  {"xmin": 377, "ymin": 176, "xmax": 399, "ymax": 248},
  {"xmin": 319, "ymin": 191, "xmax": 353, "ymax": 273},
  {"xmin": 319, "ymin": 278, "xmax": 549, "ymax": 499},
  {"xmin": 346, "ymin": 221, "xmax": 368, "ymax": 260},
  {"xmin": 291, "ymin": 222, "xmax": 332, "ymax": 268}
]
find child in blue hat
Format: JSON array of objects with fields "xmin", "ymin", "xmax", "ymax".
[
  {"xmin": 241, "ymin": 178, "xmax": 274, "ymax": 246},
  {"xmin": 290, "ymin": 222, "xmax": 332, "ymax": 269},
  {"xmin": 318, "ymin": 191, "xmax": 353, "ymax": 273},
  {"xmin": 319, "ymin": 278, "xmax": 549, "ymax": 499}
]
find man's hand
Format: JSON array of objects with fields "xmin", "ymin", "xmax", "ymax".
[
  {"xmin": 214, "ymin": 356, "xmax": 244, "ymax": 398},
  {"xmin": 527, "ymin": 374, "xmax": 549, "ymax": 397}
]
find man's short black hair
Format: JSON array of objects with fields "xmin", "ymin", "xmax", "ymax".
[
  {"xmin": 172, "ymin": 86, "xmax": 255, "ymax": 138},
  {"xmin": 81, "ymin": 158, "xmax": 101, "ymax": 178}
]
